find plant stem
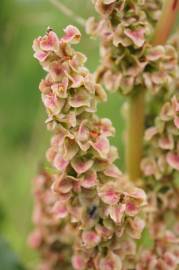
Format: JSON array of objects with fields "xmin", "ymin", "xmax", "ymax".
[
  {"xmin": 126, "ymin": 89, "xmax": 145, "ymax": 182},
  {"xmin": 126, "ymin": 0, "xmax": 178, "ymax": 182},
  {"xmin": 153, "ymin": 0, "xmax": 179, "ymax": 46},
  {"xmin": 49, "ymin": 0, "xmax": 86, "ymax": 27}
]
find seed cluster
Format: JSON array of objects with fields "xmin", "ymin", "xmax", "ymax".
[
  {"xmin": 30, "ymin": 26, "xmax": 147, "ymax": 270},
  {"xmin": 28, "ymin": 172, "xmax": 74, "ymax": 270},
  {"xmin": 138, "ymin": 33, "xmax": 179, "ymax": 270},
  {"xmin": 29, "ymin": 1, "xmax": 179, "ymax": 269},
  {"xmin": 88, "ymin": 0, "xmax": 177, "ymax": 95}
]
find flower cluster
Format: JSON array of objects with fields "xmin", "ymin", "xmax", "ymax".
[
  {"xmin": 139, "ymin": 93, "xmax": 179, "ymax": 269},
  {"xmin": 136, "ymin": 196, "xmax": 179, "ymax": 270},
  {"xmin": 136, "ymin": 225, "xmax": 179, "ymax": 270},
  {"xmin": 138, "ymin": 32, "xmax": 179, "ymax": 270},
  {"xmin": 141, "ymin": 95, "xmax": 179, "ymax": 180},
  {"xmin": 87, "ymin": 0, "xmax": 177, "ymax": 95},
  {"xmin": 28, "ymin": 171, "xmax": 74, "ymax": 270},
  {"xmin": 31, "ymin": 25, "xmax": 147, "ymax": 269}
]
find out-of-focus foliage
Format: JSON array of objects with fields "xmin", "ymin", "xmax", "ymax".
[{"xmin": 0, "ymin": 238, "xmax": 25, "ymax": 270}]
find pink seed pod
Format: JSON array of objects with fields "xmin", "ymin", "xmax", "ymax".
[{"xmin": 31, "ymin": 25, "xmax": 147, "ymax": 269}]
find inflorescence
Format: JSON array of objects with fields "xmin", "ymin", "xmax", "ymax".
[
  {"xmin": 87, "ymin": 0, "xmax": 177, "ymax": 95},
  {"xmin": 29, "ymin": 25, "xmax": 146, "ymax": 270},
  {"xmin": 29, "ymin": 1, "xmax": 179, "ymax": 269}
]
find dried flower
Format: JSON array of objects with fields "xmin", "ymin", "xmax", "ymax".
[
  {"xmin": 28, "ymin": 172, "xmax": 74, "ymax": 270},
  {"xmin": 88, "ymin": 0, "xmax": 177, "ymax": 95},
  {"xmin": 31, "ymin": 26, "xmax": 147, "ymax": 269}
]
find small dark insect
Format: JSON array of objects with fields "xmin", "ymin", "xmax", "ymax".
[{"xmin": 87, "ymin": 205, "xmax": 97, "ymax": 218}]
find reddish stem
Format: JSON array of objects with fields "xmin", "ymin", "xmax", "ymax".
[{"xmin": 172, "ymin": 0, "xmax": 178, "ymax": 10}]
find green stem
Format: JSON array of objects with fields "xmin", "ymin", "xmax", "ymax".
[
  {"xmin": 125, "ymin": 0, "xmax": 178, "ymax": 182},
  {"xmin": 126, "ymin": 89, "xmax": 145, "ymax": 182}
]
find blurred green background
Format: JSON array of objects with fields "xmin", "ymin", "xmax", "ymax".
[{"xmin": 0, "ymin": 0, "xmax": 125, "ymax": 269}]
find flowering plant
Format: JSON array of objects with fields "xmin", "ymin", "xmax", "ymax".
[{"xmin": 29, "ymin": 1, "xmax": 179, "ymax": 269}]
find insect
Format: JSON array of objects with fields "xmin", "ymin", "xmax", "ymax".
[{"xmin": 87, "ymin": 205, "xmax": 97, "ymax": 219}]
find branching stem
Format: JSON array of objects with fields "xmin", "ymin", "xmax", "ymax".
[{"xmin": 49, "ymin": 0, "xmax": 86, "ymax": 27}]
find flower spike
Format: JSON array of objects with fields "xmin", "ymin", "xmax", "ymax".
[{"xmin": 30, "ymin": 26, "xmax": 147, "ymax": 270}]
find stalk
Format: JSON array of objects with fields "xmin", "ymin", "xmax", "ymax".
[
  {"xmin": 153, "ymin": 0, "xmax": 179, "ymax": 46},
  {"xmin": 126, "ymin": 88, "xmax": 145, "ymax": 182},
  {"xmin": 126, "ymin": 0, "xmax": 179, "ymax": 182}
]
